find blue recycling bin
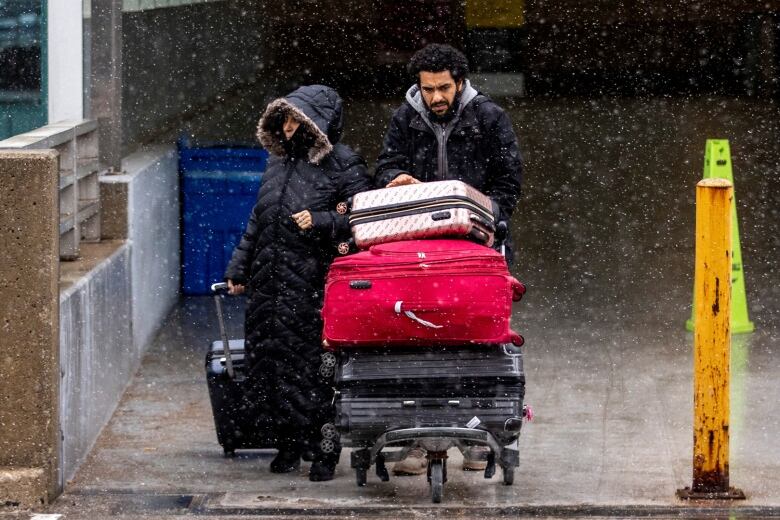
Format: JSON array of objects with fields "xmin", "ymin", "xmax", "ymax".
[{"xmin": 180, "ymin": 143, "xmax": 269, "ymax": 295}]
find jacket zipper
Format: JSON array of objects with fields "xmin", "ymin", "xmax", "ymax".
[{"xmin": 436, "ymin": 124, "xmax": 449, "ymax": 179}]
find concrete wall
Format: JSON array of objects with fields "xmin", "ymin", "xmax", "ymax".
[
  {"xmin": 59, "ymin": 245, "xmax": 132, "ymax": 484},
  {"xmin": 125, "ymin": 146, "xmax": 180, "ymax": 352},
  {"xmin": 101, "ymin": 146, "xmax": 180, "ymax": 354},
  {"xmin": 122, "ymin": 1, "xmax": 263, "ymax": 151},
  {"xmin": 0, "ymin": 150, "xmax": 60, "ymax": 508},
  {"xmin": 59, "ymin": 145, "xmax": 179, "ymax": 485}
]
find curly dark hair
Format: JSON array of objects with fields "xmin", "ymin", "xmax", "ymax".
[{"xmin": 407, "ymin": 43, "xmax": 470, "ymax": 83}]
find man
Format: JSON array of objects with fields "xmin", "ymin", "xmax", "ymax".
[
  {"xmin": 375, "ymin": 43, "xmax": 523, "ymax": 263},
  {"xmin": 376, "ymin": 44, "xmax": 523, "ymax": 475}
]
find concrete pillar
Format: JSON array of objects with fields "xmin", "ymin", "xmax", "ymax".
[
  {"xmin": 89, "ymin": 0, "xmax": 123, "ymax": 170},
  {"xmin": 0, "ymin": 150, "xmax": 61, "ymax": 507}
]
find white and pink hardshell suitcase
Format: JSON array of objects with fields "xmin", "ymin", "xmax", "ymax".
[{"xmin": 349, "ymin": 180, "xmax": 495, "ymax": 249}]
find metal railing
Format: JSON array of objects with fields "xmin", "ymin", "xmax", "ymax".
[{"xmin": 0, "ymin": 120, "xmax": 102, "ymax": 260}]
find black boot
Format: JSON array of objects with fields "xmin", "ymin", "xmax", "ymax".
[
  {"xmin": 270, "ymin": 448, "xmax": 301, "ymax": 473},
  {"xmin": 300, "ymin": 439, "xmax": 315, "ymax": 462},
  {"xmin": 309, "ymin": 450, "xmax": 340, "ymax": 482},
  {"xmin": 308, "ymin": 458, "xmax": 337, "ymax": 481}
]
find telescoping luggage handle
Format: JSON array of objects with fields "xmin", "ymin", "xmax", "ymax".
[
  {"xmin": 211, "ymin": 282, "xmax": 235, "ymax": 379},
  {"xmin": 496, "ymin": 221, "xmax": 508, "ymax": 259}
]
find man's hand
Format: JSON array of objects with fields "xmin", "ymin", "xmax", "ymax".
[
  {"xmin": 386, "ymin": 174, "xmax": 421, "ymax": 188},
  {"xmin": 291, "ymin": 210, "xmax": 313, "ymax": 230},
  {"xmin": 227, "ymin": 279, "xmax": 245, "ymax": 295}
]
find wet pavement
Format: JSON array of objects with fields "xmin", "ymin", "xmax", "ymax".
[
  {"xmin": 37, "ymin": 294, "xmax": 779, "ymax": 518},
  {"xmin": 30, "ymin": 95, "xmax": 780, "ymax": 517}
]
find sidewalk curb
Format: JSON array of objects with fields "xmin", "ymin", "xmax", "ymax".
[{"xmin": 56, "ymin": 490, "xmax": 780, "ymax": 517}]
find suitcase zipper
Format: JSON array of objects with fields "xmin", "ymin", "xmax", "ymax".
[
  {"xmin": 329, "ymin": 267, "xmax": 510, "ymax": 284},
  {"xmin": 329, "ymin": 266, "xmax": 508, "ymax": 280},
  {"xmin": 349, "ymin": 197, "xmax": 493, "ymax": 225},
  {"xmin": 332, "ymin": 255, "xmax": 506, "ymax": 271}
]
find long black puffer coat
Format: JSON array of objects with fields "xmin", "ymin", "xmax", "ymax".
[{"xmin": 224, "ymin": 85, "xmax": 371, "ymax": 450}]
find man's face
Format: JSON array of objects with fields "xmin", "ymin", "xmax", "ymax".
[{"xmin": 419, "ymin": 70, "xmax": 462, "ymax": 116}]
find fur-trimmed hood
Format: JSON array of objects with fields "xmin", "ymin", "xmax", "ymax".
[{"xmin": 256, "ymin": 85, "xmax": 344, "ymax": 164}]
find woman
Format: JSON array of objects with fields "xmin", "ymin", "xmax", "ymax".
[{"xmin": 224, "ymin": 85, "xmax": 371, "ymax": 481}]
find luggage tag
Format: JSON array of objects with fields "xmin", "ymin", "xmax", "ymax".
[
  {"xmin": 523, "ymin": 404, "xmax": 534, "ymax": 422},
  {"xmin": 466, "ymin": 416, "xmax": 481, "ymax": 429}
]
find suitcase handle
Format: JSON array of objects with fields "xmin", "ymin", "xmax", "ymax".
[
  {"xmin": 211, "ymin": 281, "xmax": 230, "ymax": 295},
  {"xmin": 211, "ymin": 282, "xmax": 235, "ymax": 379},
  {"xmin": 394, "ymin": 301, "xmax": 443, "ymax": 329},
  {"xmin": 496, "ymin": 221, "xmax": 508, "ymax": 259},
  {"xmin": 502, "ymin": 343, "xmax": 523, "ymax": 356},
  {"xmin": 469, "ymin": 213, "xmax": 496, "ymax": 232},
  {"xmin": 510, "ymin": 278, "xmax": 526, "ymax": 301}
]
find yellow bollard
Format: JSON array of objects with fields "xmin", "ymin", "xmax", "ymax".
[
  {"xmin": 677, "ymin": 178, "xmax": 745, "ymax": 500},
  {"xmin": 686, "ymin": 139, "xmax": 755, "ymax": 334}
]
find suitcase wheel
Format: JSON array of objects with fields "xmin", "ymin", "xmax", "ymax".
[
  {"xmin": 319, "ymin": 352, "xmax": 337, "ymax": 378},
  {"xmin": 223, "ymin": 448, "xmax": 236, "ymax": 458},
  {"xmin": 320, "ymin": 438, "xmax": 336, "ymax": 453},
  {"xmin": 320, "ymin": 422, "xmax": 338, "ymax": 440},
  {"xmin": 321, "ymin": 352, "xmax": 337, "ymax": 367},
  {"xmin": 319, "ymin": 364, "xmax": 335, "ymax": 378}
]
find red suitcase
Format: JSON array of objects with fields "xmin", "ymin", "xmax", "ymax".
[
  {"xmin": 322, "ymin": 239, "xmax": 525, "ymax": 349},
  {"xmin": 349, "ymin": 180, "xmax": 495, "ymax": 249}
]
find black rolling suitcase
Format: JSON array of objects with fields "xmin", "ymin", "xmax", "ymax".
[
  {"xmin": 334, "ymin": 345, "xmax": 526, "ymax": 448},
  {"xmin": 205, "ymin": 282, "xmax": 274, "ymax": 456}
]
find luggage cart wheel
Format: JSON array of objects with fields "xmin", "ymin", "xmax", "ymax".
[
  {"xmin": 502, "ymin": 465, "xmax": 515, "ymax": 485},
  {"xmin": 429, "ymin": 460, "xmax": 444, "ymax": 503},
  {"xmin": 223, "ymin": 448, "xmax": 236, "ymax": 458},
  {"xmin": 355, "ymin": 467, "xmax": 367, "ymax": 487}
]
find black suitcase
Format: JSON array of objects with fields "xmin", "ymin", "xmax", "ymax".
[
  {"xmin": 205, "ymin": 283, "xmax": 275, "ymax": 456},
  {"xmin": 334, "ymin": 345, "xmax": 525, "ymax": 448},
  {"xmin": 336, "ymin": 345, "xmax": 525, "ymax": 396}
]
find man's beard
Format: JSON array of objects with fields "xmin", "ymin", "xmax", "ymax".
[{"xmin": 426, "ymin": 89, "xmax": 462, "ymax": 124}]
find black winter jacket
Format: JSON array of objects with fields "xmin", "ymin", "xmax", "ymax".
[
  {"xmin": 375, "ymin": 81, "xmax": 523, "ymax": 224},
  {"xmin": 224, "ymin": 85, "xmax": 371, "ymax": 443}
]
